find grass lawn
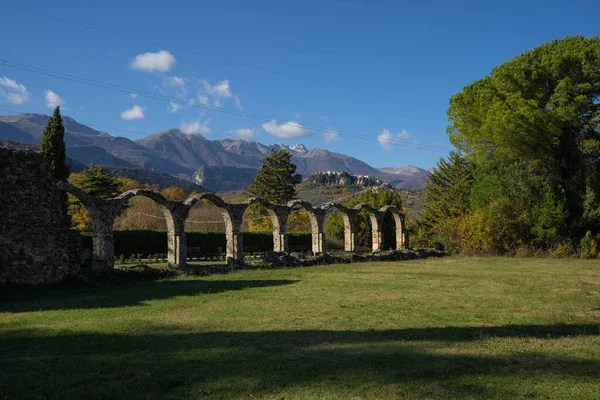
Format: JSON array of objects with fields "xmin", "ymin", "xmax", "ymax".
[{"xmin": 1, "ymin": 257, "xmax": 599, "ymax": 399}]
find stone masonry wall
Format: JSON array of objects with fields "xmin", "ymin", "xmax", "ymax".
[{"xmin": 0, "ymin": 148, "xmax": 86, "ymax": 284}]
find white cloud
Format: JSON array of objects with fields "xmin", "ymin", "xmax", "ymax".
[
  {"xmin": 121, "ymin": 105, "xmax": 145, "ymax": 120},
  {"xmin": 163, "ymin": 76, "xmax": 185, "ymax": 87},
  {"xmin": 203, "ymin": 79, "xmax": 231, "ymax": 98},
  {"xmin": 0, "ymin": 76, "xmax": 30, "ymax": 104},
  {"xmin": 195, "ymin": 79, "xmax": 242, "ymax": 111},
  {"xmin": 233, "ymin": 95, "xmax": 244, "ymax": 114},
  {"xmin": 377, "ymin": 129, "xmax": 415, "ymax": 151},
  {"xmin": 130, "ymin": 93, "xmax": 139, "ymax": 98},
  {"xmin": 130, "ymin": 50, "xmax": 176, "ymax": 72},
  {"xmin": 180, "ymin": 120, "xmax": 211, "ymax": 135},
  {"xmin": 44, "ymin": 90, "xmax": 65, "ymax": 108},
  {"xmin": 168, "ymin": 101, "xmax": 183, "ymax": 113},
  {"xmin": 230, "ymin": 128, "xmax": 254, "ymax": 140},
  {"xmin": 197, "ymin": 94, "xmax": 209, "ymax": 105},
  {"xmin": 262, "ymin": 119, "xmax": 310, "ymax": 139},
  {"xmin": 324, "ymin": 128, "xmax": 340, "ymax": 142},
  {"xmin": 0, "ymin": 76, "xmax": 27, "ymax": 93}
]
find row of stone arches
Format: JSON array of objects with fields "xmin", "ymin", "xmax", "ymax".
[{"xmin": 59, "ymin": 183, "xmax": 408, "ymax": 272}]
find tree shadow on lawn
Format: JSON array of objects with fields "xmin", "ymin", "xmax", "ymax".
[
  {"xmin": 0, "ymin": 279, "xmax": 299, "ymax": 313},
  {"xmin": 1, "ymin": 324, "xmax": 599, "ymax": 399}
]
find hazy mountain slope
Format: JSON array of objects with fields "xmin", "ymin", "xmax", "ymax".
[
  {"xmin": 0, "ymin": 113, "xmax": 431, "ymax": 190},
  {"xmin": 0, "ymin": 121, "xmax": 38, "ymax": 143},
  {"xmin": 101, "ymin": 166, "xmax": 206, "ymax": 193},
  {"xmin": 0, "ymin": 114, "xmax": 192, "ymax": 176},
  {"xmin": 66, "ymin": 146, "xmax": 134, "ymax": 168},
  {"xmin": 192, "ymin": 166, "xmax": 258, "ymax": 192},
  {"xmin": 136, "ymin": 130, "xmax": 250, "ymax": 169}
]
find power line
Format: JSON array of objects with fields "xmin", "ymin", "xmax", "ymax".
[
  {"xmin": 0, "ymin": 59, "xmax": 452, "ymax": 153},
  {"xmin": 1, "ymin": 3, "xmax": 405, "ymax": 103}
]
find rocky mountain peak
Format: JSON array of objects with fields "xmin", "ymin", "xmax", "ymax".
[{"xmin": 288, "ymin": 144, "xmax": 307, "ymax": 153}]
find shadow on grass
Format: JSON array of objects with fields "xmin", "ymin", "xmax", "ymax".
[
  {"xmin": 0, "ymin": 279, "xmax": 298, "ymax": 313},
  {"xmin": 1, "ymin": 324, "xmax": 599, "ymax": 399}
]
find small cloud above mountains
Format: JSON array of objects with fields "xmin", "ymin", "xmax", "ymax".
[
  {"xmin": 0, "ymin": 76, "xmax": 30, "ymax": 105},
  {"xmin": 180, "ymin": 120, "xmax": 211, "ymax": 135},
  {"xmin": 230, "ymin": 128, "xmax": 254, "ymax": 140},
  {"xmin": 262, "ymin": 119, "xmax": 310, "ymax": 139},
  {"xmin": 45, "ymin": 90, "xmax": 65, "ymax": 109},
  {"xmin": 377, "ymin": 129, "xmax": 415, "ymax": 151},
  {"xmin": 130, "ymin": 50, "xmax": 176, "ymax": 73},
  {"xmin": 121, "ymin": 105, "xmax": 145, "ymax": 120}
]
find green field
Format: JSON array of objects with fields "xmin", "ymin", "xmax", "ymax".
[{"xmin": 1, "ymin": 257, "xmax": 599, "ymax": 399}]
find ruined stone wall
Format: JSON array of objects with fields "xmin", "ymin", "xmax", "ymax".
[{"xmin": 0, "ymin": 148, "xmax": 86, "ymax": 284}]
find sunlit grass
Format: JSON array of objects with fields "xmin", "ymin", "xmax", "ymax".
[{"xmin": 1, "ymin": 257, "xmax": 599, "ymax": 399}]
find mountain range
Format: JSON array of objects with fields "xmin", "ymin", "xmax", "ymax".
[{"xmin": 0, "ymin": 113, "xmax": 430, "ymax": 192}]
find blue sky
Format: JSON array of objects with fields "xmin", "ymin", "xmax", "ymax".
[{"xmin": 1, "ymin": 0, "xmax": 599, "ymax": 169}]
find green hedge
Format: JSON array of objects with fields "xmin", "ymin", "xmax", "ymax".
[{"xmin": 81, "ymin": 230, "xmax": 312, "ymax": 258}]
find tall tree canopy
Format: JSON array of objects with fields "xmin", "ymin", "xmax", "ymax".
[
  {"xmin": 40, "ymin": 106, "xmax": 70, "ymax": 181},
  {"xmin": 421, "ymin": 36, "xmax": 600, "ymax": 253},
  {"xmin": 446, "ymin": 36, "xmax": 600, "ymax": 233},
  {"xmin": 245, "ymin": 149, "xmax": 302, "ymax": 204}
]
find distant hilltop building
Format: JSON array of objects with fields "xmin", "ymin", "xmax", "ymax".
[{"xmin": 307, "ymin": 171, "xmax": 392, "ymax": 189}]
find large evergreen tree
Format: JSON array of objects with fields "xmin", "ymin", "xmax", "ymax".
[
  {"xmin": 40, "ymin": 106, "xmax": 70, "ymax": 181},
  {"xmin": 69, "ymin": 165, "xmax": 120, "ymax": 198},
  {"xmin": 421, "ymin": 152, "xmax": 475, "ymax": 232},
  {"xmin": 68, "ymin": 165, "xmax": 121, "ymax": 230},
  {"xmin": 245, "ymin": 149, "xmax": 302, "ymax": 204},
  {"xmin": 446, "ymin": 35, "xmax": 600, "ymax": 236}
]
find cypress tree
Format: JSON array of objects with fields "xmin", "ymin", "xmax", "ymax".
[{"xmin": 40, "ymin": 106, "xmax": 70, "ymax": 181}]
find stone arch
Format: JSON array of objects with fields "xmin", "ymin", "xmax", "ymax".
[
  {"xmin": 184, "ymin": 192, "xmax": 227, "ymax": 209},
  {"xmin": 246, "ymin": 198, "xmax": 291, "ymax": 253},
  {"xmin": 58, "ymin": 182, "xmax": 128, "ymax": 272},
  {"xmin": 320, "ymin": 203, "xmax": 360, "ymax": 252},
  {"xmin": 185, "ymin": 193, "xmax": 248, "ymax": 265},
  {"xmin": 353, "ymin": 203, "xmax": 386, "ymax": 252},
  {"xmin": 379, "ymin": 205, "xmax": 407, "ymax": 250},
  {"xmin": 288, "ymin": 200, "xmax": 326, "ymax": 253},
  {"xmin": 119, "ymin": 189, "xmax": 188, "ymax": 268}
]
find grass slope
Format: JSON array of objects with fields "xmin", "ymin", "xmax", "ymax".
[{"xmin": 1, "ymin": 257, "xmax": 599, "ymax": 399}]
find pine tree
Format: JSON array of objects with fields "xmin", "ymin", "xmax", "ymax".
[
  {"xmin": 245, "ymin": 149, "xmax": 302, "ymax": 204},
  {"xmin": 40, "ymin": 106, "xmax": 70, "ymax": 181},
  {"xmin": 69, "ymin": 165, "xmax": 120, "ymax": 198},
  {"xmin": 67, "ymin": 165, "xmax": 121, "ymax": 230},
  {"xmin": 421, "ymin": 151, "xmax": 475, "ymax": 230}
]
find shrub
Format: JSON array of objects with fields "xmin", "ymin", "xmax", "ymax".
[
  {"xmin": 548, "ymin": 241, "xmax": 576, "ymax": 258},
  {"xmin": 514, "ymin": 246, "xmax": 535, "ymax": 258},
  {"xmin": 579, "ymin": 231, "xmax": 598, "ymax": 259}
]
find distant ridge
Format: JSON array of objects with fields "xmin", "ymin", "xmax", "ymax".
[{"xmin": 0, "ymin": 112, "xmax": 430, "ymax": 192}]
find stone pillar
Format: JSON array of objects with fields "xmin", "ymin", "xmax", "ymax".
[
  {"xmin": 86, "ymin": 199, "xmax": 126, "ymax": 273},
  {"xmin": 394, "ymin": 213, "xmax": 406, "ymax": 250},
  {"xmin": 369, "ymin": 211, "xmax": 385, "ymax": 253},
  {"xmin": 341, "ymin": 209, "xmax": 359, "ymax": 252},
  {"xmin": 222, "ymin": 204, "xmax": 246, "ymax": 264},
  {"xmin": 396, "ymin": 224, "xmax": 405, "ymax": 250},
  {"xmin": 306, "ymin": 209, "xmax": 326, "ymax": 254},
  {"xmin": 270, "ymin": 206, "xmax": 290, "ymax": 253},
  {"xmin": 164, "ymin": 201, "xmax": 190, "ymax": 268}
]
